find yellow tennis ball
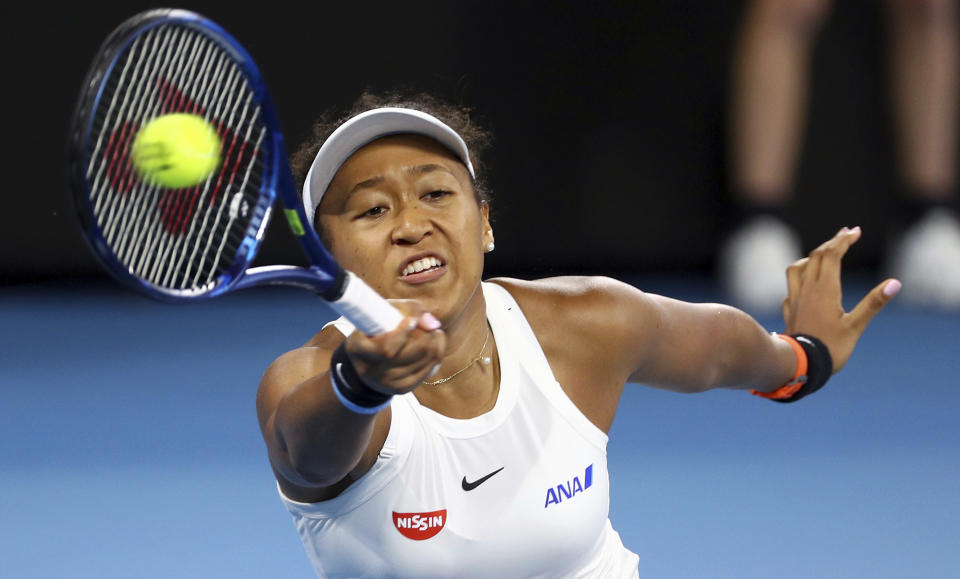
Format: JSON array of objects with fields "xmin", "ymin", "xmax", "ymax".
[{"xmin": 131, "ymin": 113, "xmax": 221, "ymax": 188}]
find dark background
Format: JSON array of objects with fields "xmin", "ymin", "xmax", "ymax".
[{"xmin": 5, "ymin": 0, "xmax": 944, "ymax": 284}]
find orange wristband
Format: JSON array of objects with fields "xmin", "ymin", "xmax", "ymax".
[{"xmin": 750, "ymin": 333, "xmax": 809, "ymax": 400}]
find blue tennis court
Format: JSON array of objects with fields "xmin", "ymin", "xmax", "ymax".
[{"xmin": 2, "ymin": 273, "xmax": 958, "ymax": 578}]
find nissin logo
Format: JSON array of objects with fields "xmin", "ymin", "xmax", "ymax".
[
  {"xmin": 392, "ymin": 509, "xmax": 447, "ymax": 540},
  {"xmin": 544, "ymin": 464, "xmax": 593, "ymax": 508}
]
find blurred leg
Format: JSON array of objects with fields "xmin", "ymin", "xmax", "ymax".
[
  {"xmin": 888, "ymin": 0, "xmax": 957, "ymax": 197},
  {"xmin": 729, "ymin": 0, "xmax": 832, "ymax": 203},
  {"xmin": 884, "ymin": 0, "xmax": 960, "ymax": 309},
  {"xmin": 721, "ymin": 0, "xmax": 832, "ymax": 314}
]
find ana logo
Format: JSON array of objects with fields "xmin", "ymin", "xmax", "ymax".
[
  {"xmin": 544, "ymin": 464, "xmax": 594, "ymax": 508},
  {"xmin": 392, "ymin": 509, "xmax": 447, "ymax": 540}
]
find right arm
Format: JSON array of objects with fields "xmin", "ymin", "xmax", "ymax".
[{"xmin": 256, "ymin": 307, "xmax": 444, "ymax": 502}]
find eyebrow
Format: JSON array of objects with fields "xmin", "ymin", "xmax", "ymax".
[
  {"xmin": 347, "ymin": 164, "xmax": 457, "ymax": 196},
  {"xmin": 349, "ymin": 176, "xmax": 385, "ymax": 196},
  {"xmin": 407, "ymin": 163, "xmax": 456, "ymax": 177}
]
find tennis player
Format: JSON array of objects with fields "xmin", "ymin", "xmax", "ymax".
[{"xmin": 256, "ymin": 92, "xmax": 900, "ymax": 578}]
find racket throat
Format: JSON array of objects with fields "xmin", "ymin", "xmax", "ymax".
[
  {"xmin": 329, "ymin": 271, "xmax": 404, "ymax": 335},
  {"xmin": 231, "ymin": 264, "xmax": 344, "ymax": 296}
]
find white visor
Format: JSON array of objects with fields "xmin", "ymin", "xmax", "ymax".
[{"xmin": 301, "ymin": 107, "xmax": 476, "ymax": 219}]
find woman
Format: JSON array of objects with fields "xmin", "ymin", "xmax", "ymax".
[{"xmin": 256, "ymin": 92, "xmax": 900, "ymax": 578}]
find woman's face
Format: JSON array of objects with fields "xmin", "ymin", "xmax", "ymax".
[{"xmin": 316, "ymin": 134, "xmax": 493, "ymax": 324}]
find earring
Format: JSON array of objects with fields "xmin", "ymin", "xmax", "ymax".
[{"xmin": 486, "ymin": 241, "xmax": 495, "ymax": 252}]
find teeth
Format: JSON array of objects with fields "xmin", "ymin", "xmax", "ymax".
[{"xmin": 402, "ymin": 257, "xmax": 443, "ymax": 276}]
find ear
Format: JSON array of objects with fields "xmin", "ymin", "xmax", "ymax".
[{"xmin": 480, "ymin": 201, "xmax": 494, "ymax": 249}]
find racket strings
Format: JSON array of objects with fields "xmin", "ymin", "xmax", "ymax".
[
  {"xmin": 107, "ymin": 29, "xmax": 210, "ymax": 286},
  {"xmin": 175, "ymin": 90, "xmax": 262, "ymax": 289},
  {"xmin": 142, "ymin": 37, "xmax": 239, "ymax": 286},
  {"xmin": 84, "ymin": 22, "xmax": 266, "ymax": 294},
  {"xmin": 125, "ymin": 28, "xmax": 226, "ymax": 282},
  {"xmin": 108, "ymin": 28, "xmax": 200, "ymax": 272},
  {"xmin": 96, "ymin": 27, "xmax": 198, "ymax": 256}
]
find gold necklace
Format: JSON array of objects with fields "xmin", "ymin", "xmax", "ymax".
[{"xmin": 423, "ymin": 326, "xmax": 492, "ymax": 386}]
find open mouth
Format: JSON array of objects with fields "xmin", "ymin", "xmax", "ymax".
[{"xmin": 401, "ymin": 256, "xmax": 445, "ymax": 277}]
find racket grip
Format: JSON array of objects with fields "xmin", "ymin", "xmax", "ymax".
[{"xmin": 331, "ymin": 271, "xmax": 405, "ymax": 335}]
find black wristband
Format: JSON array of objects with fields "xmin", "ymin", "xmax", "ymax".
[
  {"xmin": 771, "ymin": 333, "xmax": 834, "ymax": 404},
  {"xmin": 329, "ymin": 343, "xmax": 392, "ymax": 414}
]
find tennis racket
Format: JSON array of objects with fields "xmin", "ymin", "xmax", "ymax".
[{"xmin": 68, "ymin": 8, "xmax": 403, "ymax": 336}]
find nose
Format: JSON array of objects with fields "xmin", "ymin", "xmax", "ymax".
[{"xmin": 390, "ymin": 204, "xmax": 432, "ymax": 245}]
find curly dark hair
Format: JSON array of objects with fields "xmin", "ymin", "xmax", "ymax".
[{"xmin": 290, "ymin": 90, "xmax": 494, "ymax": 227}]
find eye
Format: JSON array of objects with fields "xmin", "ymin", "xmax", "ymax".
[
  {"xmin": 360, "ymin": 206, "xmax": 386, "ymax": 218},
  {"xmin": 423, "ymin": 190, "xmax": 452, "ymax": 201}
]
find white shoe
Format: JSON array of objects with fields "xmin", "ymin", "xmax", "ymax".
[
  {"xmin": 719, "ymin": 216, "xmax": 802, "ymax": 314},
  {"xmin": 885, "ymin": 208, "xmax": 960, "ymax": 310}
]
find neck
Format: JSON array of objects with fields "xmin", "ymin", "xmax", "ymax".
[
  {"xmin": 434, "ymin": 288, "xmax": 489, "ymax": 378},
  {"xmin": 415, "ymin": 285, "xmax": 500, "ymax": 415}
]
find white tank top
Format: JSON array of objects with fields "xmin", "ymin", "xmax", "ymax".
[{"xmin": 279, "ymin": 282, "xmax": 640, "ymax": 578}]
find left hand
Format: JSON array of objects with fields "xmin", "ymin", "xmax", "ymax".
[{"xmin": 782, "ymin": 226, "xmax": 901, "ymax": 372}]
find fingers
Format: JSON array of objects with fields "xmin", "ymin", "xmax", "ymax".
[
  {"xmin": 847, "ymin": 278, "xmax": 902, "ymax": 332},
  {"xmin": 817, "ymin": 226, "xmax": 861, "ymax": 283},
  {"xmin": 354, "ymin": 299, "xmax": 438, "ymax": 357},
  {"xmin": 780, "ymin": 227, "xmax": 897, "ymax": 372},
  {"xmin": 781, "ymin": 256, "xmax": 808, "ymax": 322},
  {"xmin": 785, "ymin": 256, "xmax": 809, "ymax": 298},
  {"xmin": 344, "ymin": 299, "xmax": 446, "ymax": 392},
  {"xmin": 417, "ymin": 312, "xmax": 442, "ymax": 332},
  {"xmin": 807, "ymin": 226, "xmax": 861, "ymax": 283},
  {"xmin": 785, "ymin": 227, "xmax": 860, "ymax": 322},
  {"xmin": 351, "ymin": 313, "xmax": 443, "ymax": 364}
]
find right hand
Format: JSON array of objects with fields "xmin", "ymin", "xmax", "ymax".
[{"xmin": 342, "ymin": 299, "xmax": 446, "ymax": 395}]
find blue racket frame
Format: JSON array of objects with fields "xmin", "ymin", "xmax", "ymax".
[{"xmin": 70, "ymin": 9, "xmax": 346, "ymax": 304}]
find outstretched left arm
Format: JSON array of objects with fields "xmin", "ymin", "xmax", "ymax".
[
  {"xmin": 627, "ymin": 226, "xmax": 900, "ymax": 395},
  {"xmin": 494, "ymin": 227, "xmax": 898, "ymax": 431}
]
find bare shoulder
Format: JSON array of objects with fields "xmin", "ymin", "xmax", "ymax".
[
  {"xmin": 488, "ymin": 274, "xmax": 635, "ymax": 301},
  {"xmin": 484, "ymin": 276, "xmax": 664, "ymax": 431},
  {"xmin": 487, "ymin": 275, "xmax": 658, "ymax": 330},
  {"xmin": 486, "ymin": 276, "xmax": 660, "ymax": 374}
]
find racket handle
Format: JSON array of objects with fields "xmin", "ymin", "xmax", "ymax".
[{"xmin": 331, "ymin": 271, "xmax": 405, "ymax": 336}]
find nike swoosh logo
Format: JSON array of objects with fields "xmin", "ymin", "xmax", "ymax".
[{"xmin": 461, "ymin": 467, "xmax": 504, "ymax": 491}]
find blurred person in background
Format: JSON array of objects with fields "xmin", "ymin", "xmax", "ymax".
[{"xmin": 721, "ymin": 0, "xmax": 959, "ymax": 312}]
